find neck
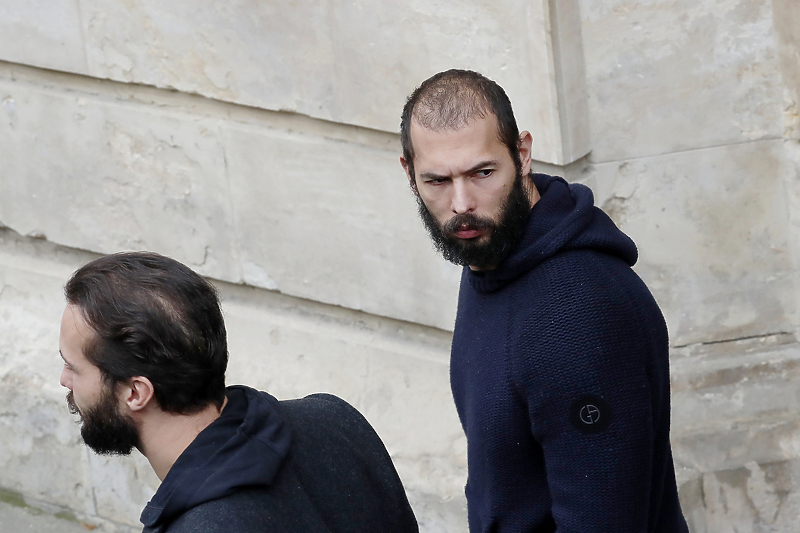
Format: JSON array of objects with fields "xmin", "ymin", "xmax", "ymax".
[
  {"xmin": 524, "ymin": 175, "xmax": 540, "ymax": 209},
  {"xmin": 138, "ymin": 396, "xmax": 227, "ymax": 480}
]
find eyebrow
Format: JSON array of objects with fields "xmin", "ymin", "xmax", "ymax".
[
  {"xmin": 59, "ymin": 350, "xmax": 74, "ymax": 369},
  {"xmin": 419, "ymin": 160, "xmax": 499, "ymax": 181}
]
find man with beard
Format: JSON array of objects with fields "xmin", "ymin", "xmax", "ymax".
[
  {"xmin": 400, "ymin": 69, "xmax": 688, "ymax": 532},
  {"xmin": 58, "ymin": 251, "xmax": 418, "ymax": 533}
]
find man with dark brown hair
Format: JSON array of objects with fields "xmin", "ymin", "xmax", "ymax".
[{"xmin": 59, "ymin": 251, "xmax": 418, "ymax": 533}]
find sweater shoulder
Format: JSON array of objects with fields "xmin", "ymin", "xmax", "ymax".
[
  {"xmin": 159, "ymin": 488, "xmax": 332, "ymax": 533},
  {"xmin": 505, "ymin": 249, "xmax": 665, "ymax": 378},
  {"xmin": 278, "ymin": 393, "xmax": 381, "ymax": 446},
  {"xmin": 158, "ymin": 491, "xmax": 264, "ymax": 533},
  {"xmin": 511, "ymin": 248, "xmax": 655, "ymax": 322}
]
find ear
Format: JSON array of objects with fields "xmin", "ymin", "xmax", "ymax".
[
  {"xmin": 400, "ymin": 156, "xmax": 419, "ymax": 196},
  {"xmin": 119, "ymin": 376, "xmax": 156, "ymax": 413},
  {"xmin": 517, "ymin": 131, "xmax": 533, "ymax": 176}
]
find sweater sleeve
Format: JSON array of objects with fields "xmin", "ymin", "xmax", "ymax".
[{"xmin": 510, "ymin": 259, "xmax": 668, "ymax": 532}]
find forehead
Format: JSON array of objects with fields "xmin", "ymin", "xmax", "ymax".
[
  {"xmin": 409, "ymin": 114, "xmax": 507, "ymax": 165},
  {"xmin": 59, "ymin": 305, "xmax": 95, "ymax": 365}
]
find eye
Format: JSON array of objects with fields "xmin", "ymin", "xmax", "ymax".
[
  {"xmin": 475, "ymin": 169, "xmax": 494, "ymax": 178},
  {"xmin": 425, "ymin": 177, "xmax": 449, "ymax": 185},
  {"xmin": 60, "ymin": 354, "xmax": 73, "ymax": 372}
]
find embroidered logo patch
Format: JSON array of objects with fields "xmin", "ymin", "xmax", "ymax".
[{"xmin": 570, "ymin": 394, "xmax": 611, "ymax": 434}]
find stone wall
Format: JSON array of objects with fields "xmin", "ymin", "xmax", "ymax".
[
  {"xmin": 577, "ymin": 0, "xmax": 800, "ymax": 530},
  {"xmin": 0, "ymin": 0, "xmax": 798, "ymax": 531}
]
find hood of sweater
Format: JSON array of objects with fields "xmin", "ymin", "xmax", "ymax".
[
  {"xmin": 140, "ymin": 385, "xmax": 292, "ymax": 529},
  {"xmin": 468, "ymin": 173, "xmax": 638, "ymax": 294}
]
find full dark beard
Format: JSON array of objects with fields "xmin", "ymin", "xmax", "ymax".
[
  {"xmin": 67, "ymin": 386, "xmax": 140, "ymax": 456},
  {"xmin": 417, "ymin": 171, "xmax": 532, "ymax": 269}
]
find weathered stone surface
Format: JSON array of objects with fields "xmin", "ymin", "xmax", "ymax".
[
  {"xmin": 785, "ymin": 139, "xmax": 800, "ymax": 331},
  {"xmin": 580, "ymin": 0, "xmax": 785, "ymax": 162},
  {"xmin": 679, "ymin": 459, "xmax": 800, "ymax": 533},
  {"xmin": 670, "ymin": 337, "xmax": 800, "ymax": 532},
  {"xmin": 0, "ymin": 64, "xmax": 462, "ymax": 331},
  {"xmin": 579, "ymin": 139, "xmax": 795, "ymax": 346},
  {"xmin": 0, "ymin": 1, "xmax": 89, "ymax": 75},
  {"xmin": 222, "ymin": 122, "xmax": 461, "ymax": 330},
  {"xmin": 0, "ymin": 0, "xmax": 591, "ymax": 165},
  {"xmin": 0, "ymin": 71, "xmax": 239, "ymax": 282},
  {"xmin": 75, "ymin": 0, "xmax": 582, "ymax": 163},
  {"xmin": 0, "ymin": 499, "xmax": 102, "ymax": 533},
  {"xmin": 548, "ymin": 0, "xmax": 591, "ymax": 163},
  {"xmin": 772, "ymin": 0, "xmax": 800, "ymax": 143},
  {"xmin": 671, "ymin": 344, "xmax": 800, "ymax": 471}
]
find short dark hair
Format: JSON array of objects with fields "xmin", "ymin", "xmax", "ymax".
[
  {"xmin": 400, "ymin": 69, "xmax": 521, "ymax": 182},
  {"xmin": 65, "ymin": 252, "xmax": 228, "ymax": 414}
]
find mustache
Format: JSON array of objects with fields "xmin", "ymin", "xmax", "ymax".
[
  {"xmin": 66, "ymin": 390, "xmax": 81, "ymax": 418},
  {"xmin": 442, "ymin": 213, "xmax": 495, "ymax": 235}
]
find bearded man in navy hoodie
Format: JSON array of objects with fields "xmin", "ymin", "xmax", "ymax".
[
  {"xmin": 400, "ymin": 69, "xmax": 688, "ymax": 532},
  {"xmin": 58, "ymin": 251, "xmax": 418, "ymax": 533}
]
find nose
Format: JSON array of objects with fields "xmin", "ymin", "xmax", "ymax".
[
  {"xmin": 451, "ymin": 178, "xmax": 476, "ymax": 214},
  {"xmin": 60, "ymin": 365, "xmax": 72, "ymax": 389}
]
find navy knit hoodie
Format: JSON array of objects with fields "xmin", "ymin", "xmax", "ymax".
[
  {"xmin": 141, "ymin": 386, "xmax": 418, "ymax": 533},
  {"xmin": 141, "ymin": 386, "xmax": 292, "ymax": 531},
  {"xmin": 451, "ymin": 174, "xmax": 688, "ymax": 532}
]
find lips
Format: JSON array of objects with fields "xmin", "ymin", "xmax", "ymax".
[
  {"xmin": 443, "ymin": 213, "xmax": 494, "ymax": 241},
  {"xmin": 452, "ymin": 227, "xmax": 483, "ymax": 239}
]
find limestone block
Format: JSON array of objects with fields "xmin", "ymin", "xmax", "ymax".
[
  {"xmin": 222, "ymin": 286, "xmax": 372, "ymax": 401},
  {"xmin": 73, "ymin": 0, "xmax": 435, "ymax": 125},
  {"xmin": 73, "ymin": 0, "xmax": 584, "ymax": 164},
  {"xmin": 408, "ymin": 494, "xmax": 467, "ymax": 533},
  {"xmin": 786, "ymin": 142, "xmax": 800, "ymax": 339},
  {"xmin": 677, "ymin": 474, "xmax": 707, "ymax": 533},
  {"xmin": 0, "ymin": 1, "xmax": 89, "ymax": 75},
  {"xmin": 772, "ymin": 0, "xmax": 800, "ymax": 140},
  {"xmin": 88, "ymin": 452, "xmax": 157, "ymax": 529},
  {"xmin": 0, "ymin": 369, "xmax": 92, "ymax": 515},
  {"xmin": 670, "ymin": 339, "xmax": 800, "ymax": 531},
  {"xmin": 699, "ymin": 460, "xmax": 800, "ymax": 533},
  {"xmin": 671, "ymin": 343, "xmax": 800, "ymax": 473},
  {"xmin": 223, "ymin": 122, "xmax": 461, "ymax": 331},
  {"xmin": 580, "ymin": 139, "xmax": 795, "ymax": 346},
  {"xmin": 0, "ymin": 65, "xmax": 461, "ymax": 330},
  {"xmin": 361, "ymin": 349, "xmax": 465, "ymax": 500},
  {"xmin": 782, "ymin": 139, "xmax": 800, "ymax": 331},
  {"xmin": 0, "ymin": 74, "xmax": 240, "ymax": 283},
  {"xmin": 580, "ymin": 0, "xmax": 785, "ymax": 162},
  {"xmin": 548, "ymin": 0, "xmax": 592, "ymax": 164}
]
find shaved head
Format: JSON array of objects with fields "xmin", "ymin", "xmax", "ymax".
[{"xmin": 401, "ymin": 69, "xmax": 521, "ymax": 182}]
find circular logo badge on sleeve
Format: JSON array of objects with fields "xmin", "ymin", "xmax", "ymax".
[{"xmin": 570, "ymin": 394, "xmax": 611, "ymax": 434}]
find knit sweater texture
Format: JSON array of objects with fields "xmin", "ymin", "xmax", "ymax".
[
  {"xmin": 451, "ymin": 173, "xmax": 688, "ymax": 532},
  {"xmin": 141, "ymin": 386, "xmax": 418, "ymax": 533}
]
